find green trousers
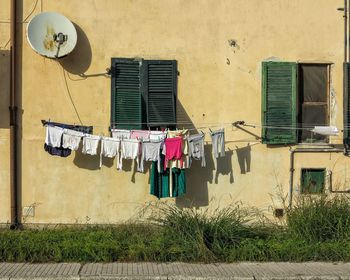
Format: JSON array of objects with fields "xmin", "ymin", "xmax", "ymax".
[{"xmin": 150, "ymin": 161, "xmax": 186, "ymax": 198}]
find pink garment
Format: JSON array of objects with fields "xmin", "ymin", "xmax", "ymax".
[
  {"xmin": 130, "ymin": 130, "xmax": 150, "ymax": 140},
  {"xmin": 162, "ymin": 137, "xmax": 183, "ymax": 170}
]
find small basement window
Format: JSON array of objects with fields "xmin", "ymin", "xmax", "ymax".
[{"xmin": 301, "ymin": 168, "xmax": 326, "ymax": 194}]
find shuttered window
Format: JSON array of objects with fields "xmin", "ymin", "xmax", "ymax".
[
  {"xmin": 262, "ymin": 62, "xmax": 297, "ymax": 144},
  {"xmin": 145, "ymin": 60, "xmax": 177, "ymax": 128},
  {"xmin": 111, "ymin": 58, "xmax": 177, "ymax": 129},
  {"xmin": 111, "ymin": 59, "xmax": 143, "ymax": 130},
  {"xmin": 344, "ymin": 63, "xmax": 350, "ymax": 150}
]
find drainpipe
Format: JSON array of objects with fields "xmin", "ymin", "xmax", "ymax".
[
  {"xmin": 289, "ymin": 148, "xmax": 343, "ymax": 209},
  {"xmin": 10, "ymin": 0, "xmax": 19, "ymax": 229},
  {"xmin": 346, "ymin": 0, "xmax": 348, "ymax": 62}
]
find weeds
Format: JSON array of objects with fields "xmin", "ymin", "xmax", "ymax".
[{"xmin": 0, "ymin": 197, "xmax": 350, "ymax": 262}]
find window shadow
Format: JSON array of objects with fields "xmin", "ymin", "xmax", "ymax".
[
  {"xmin": 59, "ymin": 23, "xmax": 92, "ymax": 75},
  {"xmin": 235, "ymin": 144, "xmax": 251, "ymax": 174}
]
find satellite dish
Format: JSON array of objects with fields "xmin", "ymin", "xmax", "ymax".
[{"xmin": 27, "ymin": 12, "xmax": 77, "ymax": 59}]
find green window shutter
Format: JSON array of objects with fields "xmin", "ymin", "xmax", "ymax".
[
  {"xmin": 262, "ymin": 61, "xmax": 297, "ymax": 144},
  {"xmin": 144, "ymin": 60, "xmax": 177, "ymax": 128},
  {"xmin": 301, "ymin": 168, "xmax": 325, "ymax": 194},
  {"xmin": 344, "ymin": 63, "xmax": 350, "ymax": 150},
  {"xmin": 111, "ymin": 58, "xmax": 143, "ymax": 130}
]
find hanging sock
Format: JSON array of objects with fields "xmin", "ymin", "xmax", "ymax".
[{"xmin": 82, "ymin": 135, "xmax": 101, "ymax": 155}]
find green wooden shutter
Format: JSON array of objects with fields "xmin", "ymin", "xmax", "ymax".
[
  {"xmin": 111, "ymin": 58, "xmax": 143, "ymax": 130},
  {"xmin": 144, "ymin": 60, "xmax": 177, "ymax": 128},
  {"xmin": 262, "ymin": 61, "xmax": 297, "ymax": 144},
  {"xmin": 344, "ymin": 63, "xmax": 350, "ymax": 151}
]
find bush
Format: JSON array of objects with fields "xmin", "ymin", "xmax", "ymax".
[{"xmin": 286, "ymin": 195, "xmax": 350, "ymax": 242}]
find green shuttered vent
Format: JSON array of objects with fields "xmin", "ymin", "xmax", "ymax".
[
  {"xmin": 111, "ymin": 59, "xmax": 143, "ymax": 130},
  {"xmin": 262, "ymin": 62, "xmax": 297, "ymax": 144}
]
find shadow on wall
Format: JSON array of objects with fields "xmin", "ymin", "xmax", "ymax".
[
  {"xmin": 0, "ymin": 51, "xmax": 10, "ymax": 128},
  {"xmin": 235, "ymin": 144, "xmax": 251, "ymax": 174},
  {"xmin": 59, "ymin": 23, "xmax": 92, "ymax": 74}
]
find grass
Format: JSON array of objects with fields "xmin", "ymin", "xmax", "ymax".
[{"xmin": 1, "ymin": 196, "xmax": 350, "ymax": 262}]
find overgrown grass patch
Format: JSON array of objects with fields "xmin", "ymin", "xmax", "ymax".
[{"xmin": 1, "ymin": 196, "xmax": 350, "ymax": 262}]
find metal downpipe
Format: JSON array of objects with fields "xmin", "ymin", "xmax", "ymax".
[{"xmin": 10, "ymin": 0, "xmax": 19, "ymax": 229}]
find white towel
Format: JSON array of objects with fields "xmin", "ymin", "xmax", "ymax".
[
  {"xmin": 82, "ymin": 135, "xmax": 101, "ymax": 155},
  {"xmin": 62, "ymin": 129, "xmax": 84, "ymax": 151},
  {"xmin": 45, "ymin": 125, "xmax": 64, "ymax": 148}
]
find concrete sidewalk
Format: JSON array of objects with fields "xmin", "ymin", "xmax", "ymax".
[{"xmin": 0, "ymin": 262, "xmax": 349, "ymax": 280}]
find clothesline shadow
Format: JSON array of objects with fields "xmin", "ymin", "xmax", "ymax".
[
  {"xmin": 176, "ymin": 144, "xmax": 214, "ymax": 208},
  {"xmin": 73, "ymin": 143, "xmax": 115, "ymax": 170},
  {"xmin": 214, "ymin": 149, "xmax": 234, "ymax": 184},
  {"xmin": 235, "ymin": 144, "xmax": 251, "ymax": 174}
]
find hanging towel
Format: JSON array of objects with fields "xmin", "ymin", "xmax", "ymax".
[
  {"xmin": 62, "ymin": 129, "xmax": 84, "ymax": 151},
  {"xmin": 188, "ymin": 133, "xmax": 206, "ymax": 167},
  {"xmin": 210, "ymin": 128, "xmax": 225, "ymax": 158},
  {"xmin": 165, "ymin": 129, "xmax": 189, "ymax": 169},
  {"xmin": 100, "ymin": 137, "xmax": 120, "ymax": 168},
  {"xmin": 312, "ymin": 126, "xmax": 339, "ymax": 136},
  {"xmin": 82, "ymin": 135, "xmax": 101, "ymax": 155},
  {"xmin": 118, "ymin": 139, "xmax": 141, "ymax": 170},
  {"xmin": 43, "ymin": 121, "xmax": 93, "ymax": 157},
  {"xmin": 130, "ymin": 130, "xmax": 150, "ymax": 141},
  {"xmin": 111, "ymin": 129, "xmax": 131, "ymax": 140},
  {"xmin": 139, "ymin": 141, "xmax": 162, "ymax": 173},
  {"xmin": 163, "ymin": 137, "xmax": 183, "ymax": 171},
  {"xmin": 149, "ymin": 131, "xmax": 166, "ymax": 141},
  {"xmin": 45, "ymin": 126, "xmax": 64, "ymax": 148}
]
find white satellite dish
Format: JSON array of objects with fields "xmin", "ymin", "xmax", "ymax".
[{"xmin": 27, "ymin": 12, "xmax": 77, "ymax": 59}]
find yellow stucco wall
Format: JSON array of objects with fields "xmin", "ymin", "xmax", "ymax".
[{"xmin": 0, "ymin": 0, "xmax": 349, "ymax": 224}]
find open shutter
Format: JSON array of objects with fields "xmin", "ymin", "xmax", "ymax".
[
  {"xmin": 144, "ymin": 60, "xmax": 177, "ymax": 128},
  {"xmin": 262, "ymin": 61, "xmax": 297, "ymax": 144},
  {"xmin": 111, "ymin": 58, "xmax": 143, "ymax": 130},
  {"xmin": 344, "ymin": 63, "xmax": 350, "ymax": 151}
]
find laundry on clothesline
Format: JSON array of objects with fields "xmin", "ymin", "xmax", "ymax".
[
  {"xmin": 188, "ymin": 132, "xmax": 206, "ymax": 167},
  {"xmin": 43, "ymin": 120, "xmax": 227, "ymax": 199},
  {"xmin": 43, "ymin": 121, "xmax": 93, "ymax": 157}
]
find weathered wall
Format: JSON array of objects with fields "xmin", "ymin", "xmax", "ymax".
[{"xmin": 0, "ymin": 0, "xmax": 348, "ymax": 224}]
